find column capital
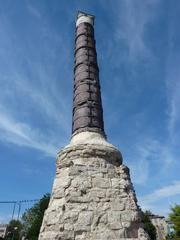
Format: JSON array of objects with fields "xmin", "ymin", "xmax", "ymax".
[{"xmin": 76, "ymin": 11, "xmax": 94, "ymax": 27}]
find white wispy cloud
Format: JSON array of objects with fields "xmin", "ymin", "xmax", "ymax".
[
  {"xmin": 166, "ymin": 64, "xmax": 180, "ymax": 144},
  {"xmin": 164, "ymin": 8, "xmax": 180, "ymax": 145},
  {"xmin": 0, "ymin": 67, "xmax": 70, "ymax": 157},
  {"xmin": 26, "ymin": 0, "xmax": 41, "ymax": 19},
  {"xmin": 114, "ymin": 0, "xmax": 158, "ymax": 61},
  {"xmin": 139, "ymin": 181, "xmax": 180, "ymax": 215},
  {"xmin": 14, "ymin": 70, "xmax": 70, "ymax": 131},
  {"xmin": 128, "ymin": 148, "xmax": 150, "ymax": 185},
  {"xmin": 126, "ymin": 136, "xmax": 175, "ymax": 185},
  {"xmin": 0, "ymin": 7, "xmax": 71, "ymax": 139},
  {"xmin": 0, "ymin": 63, "xmax": 70, "ymax": 156},
  {"xmin": 0, "ymin": 107, "xmax": 60, "ymax": 157},
  {"xmin": 0, "ymin": 22, "xmax": 71, "ymax": 154},
  {"xmin": 140, "ymin": 181, "xmax": 180, "ymax": 203}
]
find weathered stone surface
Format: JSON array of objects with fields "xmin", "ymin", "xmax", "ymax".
[
  {"xmin": 39, "ymin": 141, "xmax": 149, "ymax": 240},
  {"xmin": 39, "ymin": 11, "xmax": 149, "ymax": 240},
  {"xmin": 92, "ymin": 177, "xmax": 111, "ymax": 188}
]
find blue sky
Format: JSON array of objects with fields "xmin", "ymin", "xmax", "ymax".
[{"xmin": 0, "ymin": 0, "xmax": 180, "ymax": 222}]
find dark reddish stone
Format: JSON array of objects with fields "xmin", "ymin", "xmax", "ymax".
[{"xmin": 72, "ymin": 19, "xmax": 105, "ymax": 136}]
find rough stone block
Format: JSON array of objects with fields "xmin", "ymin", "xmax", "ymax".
[
  {"xmin": 39, "ymin": 143, "xmax": 149, "ymax": 240},
  {"xmin": 90, "ymin": 188, "xmax": 106, "ymax": 198},
  {"xmin": 111, "ymin": 199, "xmax": 125, "ymax": 211},
  {"xmin": 78, "ymin": 211, "xmax": 93, "ymax": 226},
  {"xmin": 108, "ymin": 210, "xmax": 121, "ymax": 223},
  {"xmin": 92, "ymin": 177, "xmax": 110, "ymax": 188}
]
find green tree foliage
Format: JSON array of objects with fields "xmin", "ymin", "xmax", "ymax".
[
  {"xmin": 166, "ymin": 233, "xmax": 175, "ymax": 240},
  {"xmin": 21, "ymin": 193, "xmax": 50, "ymax": 240},
  {"xmin": 142, "ymin": 211, "xmax": 157, "ymax": 240},
  {"xmin": 5, "ymin": 219, "xmax": 23, "ymax": 240},
  {"xmin": 169, "ymin": 204, "xmax": 180, "ymax": 239}
]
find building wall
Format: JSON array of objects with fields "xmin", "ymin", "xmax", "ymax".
[
  {"xmin": 150, "ymin": 216, "xmax": 168, "ymax": 240},
  {"xmin": 0, "ymin": 224, "xmax": 7, "ymax": 238}
]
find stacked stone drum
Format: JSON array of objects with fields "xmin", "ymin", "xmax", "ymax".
[{"xmin": 73, "ymin": 16, "xmax": 104, "ymax": 135}]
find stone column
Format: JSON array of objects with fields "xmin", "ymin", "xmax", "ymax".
[
  {"xmin": 72, "ymin": 12, "xmax": 105, "ymax": 136},
  {"xmin": 38, "ymin": 12, "xmax": 149, "ymax": 240}
]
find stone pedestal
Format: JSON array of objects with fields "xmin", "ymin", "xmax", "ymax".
[{"xmin": 39, "ymin": 133, "xmax": 149, "ymax": 240}]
